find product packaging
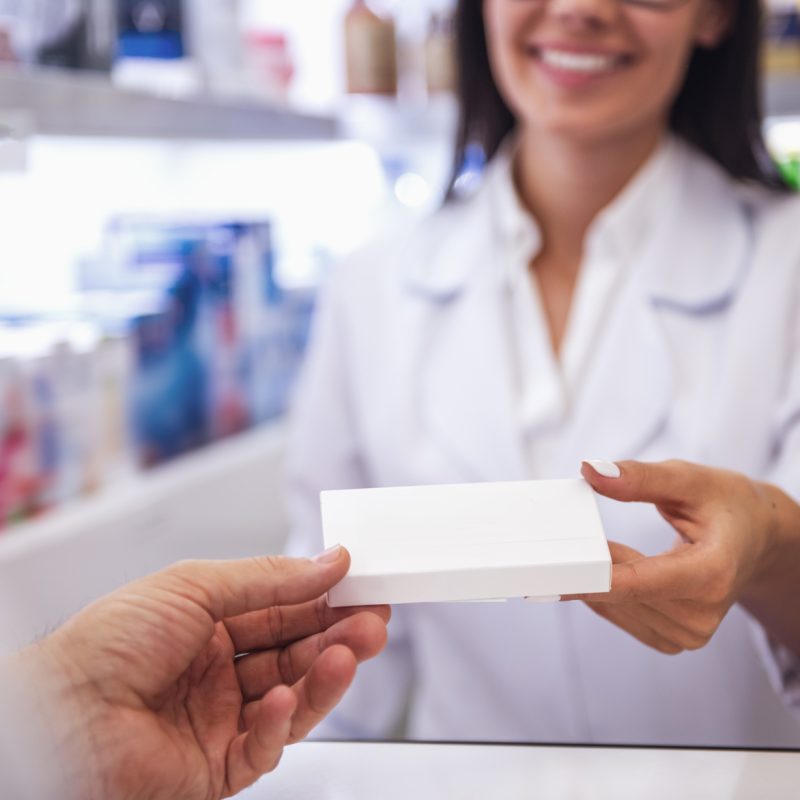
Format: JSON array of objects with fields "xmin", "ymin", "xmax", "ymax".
[{"xmin": 322, "ymin": 479, "xmax": 612, "ymax": 607}]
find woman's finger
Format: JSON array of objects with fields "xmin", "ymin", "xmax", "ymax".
[
  {"xmin": 584, "ymin": 602, "xmax": 683, "ymax": 655},
  {"xmin": 581, "ymin": 459, "xmax": 713, "ymax": 518},
  {"xmin": 604, "ymin": 597, "xmax": 716, "ymax": 651},
  {"xmin": 225, "ymin": 597, "xmax": 391, "ymax": 654},
  {"xmin": 235, "ymin": 611, "xmax": 388, "ymax": 701}
]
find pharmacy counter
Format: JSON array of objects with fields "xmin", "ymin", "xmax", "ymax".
[{"xmin": 238, "ymin": 740, "xmax": 799, "ymax": 800}]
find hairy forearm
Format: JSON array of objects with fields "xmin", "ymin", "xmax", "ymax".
[
  {"xmin": 0, "ymin": 642, "xmax": 105, "ymax": 800},
  {"xmin": 740, "ymin": 483, "xmax": 800, "ymax": 659}
]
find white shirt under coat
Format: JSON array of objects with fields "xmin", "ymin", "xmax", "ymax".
[{"xmin": 286, "ymin": 136, "xmax": 800, "ymax": 747}]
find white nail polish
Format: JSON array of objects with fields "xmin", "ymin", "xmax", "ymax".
[{"xmin": 584, "ymin": 460, "xmax": 621, "ymax": 479}]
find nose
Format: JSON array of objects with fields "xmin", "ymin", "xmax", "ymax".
[{"xmin": 546, "ymin": 0, "xmax": 619, "ymax": 29}]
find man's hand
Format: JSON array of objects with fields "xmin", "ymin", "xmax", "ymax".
[{"xmin": 29, "ymin": 547, "xmax": 389, "ymax": 800}]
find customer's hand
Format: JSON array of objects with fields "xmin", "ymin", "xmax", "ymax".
[
  {"xmin": 565, "ymin": 460, "xmax": 800, "ymax": 657},
  {"xmin": 27, "ymin": 547, "xmax": 389, "ymax": 800}
]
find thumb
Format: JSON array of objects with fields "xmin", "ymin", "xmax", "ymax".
[
  {"xmin": 581, "ymin": 459, "xmax": 710, "ymax": 516},
  {"xmin": 155, "ymin": 546, "xmax": 351, "ymax": 622}
]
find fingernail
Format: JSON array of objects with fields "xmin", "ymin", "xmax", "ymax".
[
  {"xmin": 583, "ymin": 460, "xmax": 621, "ymax": 479},
  {"xmin": 313, "ymin": 544, "xmax": 343, "ymax": 564}
]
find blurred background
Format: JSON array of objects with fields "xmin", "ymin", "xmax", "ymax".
[{"xmin": 0, "ymin": 0, "xmax": 797, "ymax": 651}]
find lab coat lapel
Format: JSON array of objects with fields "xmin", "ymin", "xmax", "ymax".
[
  {"xmin": 554, "ymin": 143, "xmax": 752, "ymax": 474},
  {"xmin": 405, "ymin": 207, "xmax": 527, "ymax": 484},
  {"xmin": 554, "ymin": 271, "xmax": 674, "ymax": 473}
]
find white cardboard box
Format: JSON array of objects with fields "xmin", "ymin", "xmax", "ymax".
[{"xmin": 321, "ymin": 479, "xmax": 611, "ymax": 607}]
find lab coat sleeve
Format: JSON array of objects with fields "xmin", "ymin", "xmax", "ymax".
[
  {"xmin": 283, "ymin": 260, "xmax": 415, "ymax": 739},
  {"xmin": 752, "ymin": 247, "xmax": 800, "ymax": 715}
]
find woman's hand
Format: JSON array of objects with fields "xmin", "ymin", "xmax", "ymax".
[
  {"xmin": 564, "ymin": 460, "xmax": 800, "ymax": 658},
  {"xmin": 25, "ymin": 547, "xmax": 389, "ymax": 800}
]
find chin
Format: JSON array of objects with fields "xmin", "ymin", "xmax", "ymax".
[{"xmin": 522, "ymin": 114, "xmax": 623, "ymax": 145}]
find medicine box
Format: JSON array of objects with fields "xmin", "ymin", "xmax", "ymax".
[{"xmin": 321, "ymin": 479, "xmax": 611, "ymax": 607}]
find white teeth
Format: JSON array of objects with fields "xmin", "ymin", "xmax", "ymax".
[{"xmin": 539, "ymin": 48, "xmax": 618, "ymax": 74}]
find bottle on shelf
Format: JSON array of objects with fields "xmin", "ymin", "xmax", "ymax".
[
  {"xmin": 425, "ymin": 9, "xmax": 457, "ymax": 96},
  {"xmin": 8, "ymin": 0, "xmax": 115, "ymax": 72},
  {"xmin": 185, "ymin": 0, "xmax": 247, "ymax": 100},
  {"xmin": 242, "ymin": 29, "xmax": 295, "ymax": 107},
  {"xmin": 344, "ymin": 0, "xmax": 398, "ymax": 96},
  {"xmin": 763, "ymin": 0, "xmax": 800, "ymax": 75},
  {"xmin": 113, "ymin": 0, "xmax": 203, "ymax": 97}
]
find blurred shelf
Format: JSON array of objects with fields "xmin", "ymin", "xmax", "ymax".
[
  {"xmin": 1, "ymin": 65, "xmax": 797, "ymax": 142},
  {"xmin": 766, "ymin": 74, "xmax": 800, "ymax": 119},
  {"xmin": 0, "ymin": 421, "xmax": 288, "ymax": 561},
  {"xmin": 0, "ymin": 421, "xmax": 291, "ymax": 652},
  {"xmin": 0, "ymin": 65, "xmax": 338, "ymax": 141}
]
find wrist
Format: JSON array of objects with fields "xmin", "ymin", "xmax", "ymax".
[
  {"xmin": 738, "ymin": 481, "xmax": 800, "ymax": 658},
  {"xmin": 742, "ymin": 481, "xmax": 797, "ymax": 601}
]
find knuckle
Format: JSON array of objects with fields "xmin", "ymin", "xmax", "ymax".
[
  {"xmin": 167, "ymin": 558, "xmax": 204, "ymax": 579},
  {"xmin": 695, "ymin": 612, "xmax": 722, "ymax": 643},
  {"xmin": 254, "ymin": 554, "xmax": 287, "ymax": 575},
  {"xmin": 631, "ymin": 467, "xmax": 652, "ymax": 500},
  {"xmin": 657, "ymin": 641, "xmax": 684, "ymax": 656},
  {"xmin": 267, "ymin": 604, "xmax": 287, "ymax": 645},
  {"xmin": 704, "ymin": 563, "xmax": 735, "ymax": 605},
  {"xmin": 315, "ymin": 596, "xmax": 329, "ymax": 632},
  {"xmin": 682, "ymin": 630, "xmax": 711, "ymax": 651},
  {"xmin": 276, "ymin": 643, "xmax": 297, "ymax": 685},
  {"xmin": 625, "ymin": 562, "xmax": 647, "ymax": 601},
  {"xmin": 681, "ymin": 606, "xmax": 722, "ymax": 649}
]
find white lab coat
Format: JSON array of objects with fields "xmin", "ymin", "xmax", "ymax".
[{"xmin": 286, "ymin": 137, "xmax": 800, "ymax": 747}]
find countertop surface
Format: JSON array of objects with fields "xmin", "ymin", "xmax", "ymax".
[{"xmin": 237, "ymin": 740, "xmax": 799, "ymax": 800}]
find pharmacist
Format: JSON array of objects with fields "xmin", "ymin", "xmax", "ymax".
[
  {"xmin": 0, "ymin": 549, "xmax": 389, "ymax": 799},
  {"xmin": 286, "ymin": 0, "xmax": 800, "ymax": 746}
]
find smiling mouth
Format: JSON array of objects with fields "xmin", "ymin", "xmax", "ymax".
[{"xmin": 529, "ymin": 46, "xmax": 631, "ymax": 75}]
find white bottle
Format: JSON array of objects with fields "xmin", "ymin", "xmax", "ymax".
[{"xmin": 185, "ymin": 0, "xmax": 246, "ymax": 99}]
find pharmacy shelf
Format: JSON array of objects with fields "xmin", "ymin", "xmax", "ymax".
[
  {"xmin": 0, "ymin": 65, "xmax": 338, "ymax": 141},
  {"xmin": 766, "ymin": 74, "xmax": 800, "ymax": 119},
  {"xmin": 1, "ymin": 65, "xmax": 796, "ymax": 143},
  {"xmin": 0, "ymin": 422, "xmax": 290, "ymax": 652}
]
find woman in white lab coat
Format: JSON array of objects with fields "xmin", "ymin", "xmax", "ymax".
[{"xmin": 286, "ymin": 0, "xmax": 800, "ymax": 746}]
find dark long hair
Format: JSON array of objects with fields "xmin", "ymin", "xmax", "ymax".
[{"xmin": 447, "ymin": 0, "xmax": 789, "ymax": 198}]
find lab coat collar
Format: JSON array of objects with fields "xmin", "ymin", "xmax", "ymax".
[
  {"xmin": 400, "ymin": 194, "xmax": 490, "ymax": 301},
  {"xmin": 642, "ymin": 138, "xmax": 753, "ymax": 312},
  {"xmin": 402, "ymin": 135, "xmax": 751, "ymax": 312},
  {"xmin": 585, "ymin": 135, "xmax": 678, "ymax": 272}
]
